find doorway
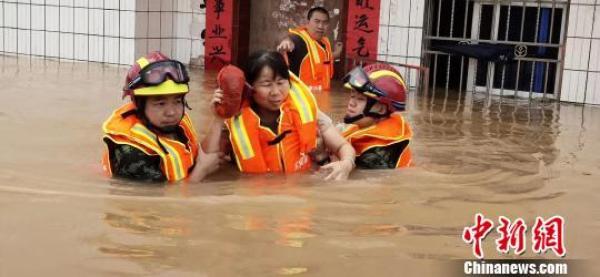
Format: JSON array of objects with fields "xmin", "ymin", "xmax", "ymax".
[{"xmin": 234, "ymin": 0, "xmax": 346, "ymax": 67}]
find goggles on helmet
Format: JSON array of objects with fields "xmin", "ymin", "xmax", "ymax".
[
  {"xmin": 343, "ymin": 66, "xmax": 406, "ymax": 111},
  {"xmin": 127, "ymin": 60, "xmax": 190, "ymax": 90}
]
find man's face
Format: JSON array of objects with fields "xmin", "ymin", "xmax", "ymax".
[
  {"xmin": 144, "ymin": 95, "xmax": 184, "ymax": 131},
  {"xmin": 306, "ymin": 11, "xmax": 330, "ymax": 40}
]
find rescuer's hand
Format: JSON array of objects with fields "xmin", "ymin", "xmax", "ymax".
[{"xmin": 277, "ymin": 38, "xmax": 295, "ymax": 53}]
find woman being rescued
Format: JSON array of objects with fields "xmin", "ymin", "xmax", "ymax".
[{"xmin": 203, "ymin": 50, "xmax": 356, "ymax": 180}]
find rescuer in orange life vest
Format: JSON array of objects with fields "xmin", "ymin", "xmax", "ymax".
[
  {"xmin": 276, "ymin": 6, "xmax": 344, "ymax": 91},
  {"xmin": 203, "ymin": 50, "xmax": 356, "ymax": 180},
  {"xmin": 338, "ymin": 63, "xmax": 413, "ymax": 169},
  {"xmin": 102, "ymin": 51, "xmax": 222, "ymax": 183}
]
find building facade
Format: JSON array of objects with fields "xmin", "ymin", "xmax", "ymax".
[{"xmin": 0, "ymin": 0, "xmax": 598, "ymax": 105}]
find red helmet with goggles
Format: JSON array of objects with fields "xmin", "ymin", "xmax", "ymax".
[
  {"xmin": 343, "ymin": 63, "xmax": 407, "ymax": 113},
  {"xmin": 123, "ymin": 51, "xmax": 190, "ymax": 100}
]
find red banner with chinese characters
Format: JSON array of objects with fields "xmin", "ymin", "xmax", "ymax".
[
  {"xmin": 345, "ymin": 0, "xmax": 381, "ymax": 60},
  {"xmin": 205, "ymin": 0, "xmax": 234, "ymax": 70}
]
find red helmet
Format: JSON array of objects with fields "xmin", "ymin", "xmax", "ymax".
[
  {"xmin": 122, "ymin": 51, "xmax": 190, "ymax": 100},
  {"xmin": 344, "ymin": 63, "xmax": 407, "ymax": 113},
  {"xmin": 363, "ymin": 63, "xmax": 407, "ymax": 111}
]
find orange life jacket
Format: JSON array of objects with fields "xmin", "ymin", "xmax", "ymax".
[
  {"xmin": 289, "ymin": 27, "xmax": 334, "ymax": 91},
  {"xmin": 101, "ymin": 103, "xmax": 199, "ymax": 181},
  {"xmin": 225, "ymin": 73, "xmax": 318, "ymax": 173},
  {"xmin": 342, "ymin": 113, "xmax": 412, "ymax": 168}
]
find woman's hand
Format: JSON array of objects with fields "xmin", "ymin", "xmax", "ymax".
[
  {"xmin": 320, "ymin": 158, "xmax": 355, "ymax": 181},
  {"xmin": 211, "ymin": 88, "xmax": 224, "ymax": 117},
  {"xmin": 202, "ymin": 89, "xmax": 228, "ymax": 154},
  {"xmin": 317, "ymin": 111, "xmax": 356, "ymax": 181},
  {"xmin": 318, "ymin": 116, "xmax": 356, "ymax": 181}
]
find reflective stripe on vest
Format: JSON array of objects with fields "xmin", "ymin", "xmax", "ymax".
[
  {"xmin": 290, "ymin": 29, "xmax": 321, "ymax": 76},
  {"xmin": 230, "ymin": 114, "xmax": 255, "ymax": 160},
  {"xmin": 289, "ymin": 27, "xmax": 333, "ymax": 85},
  {"xmin": 288, "ymin": 72, "xmax": 316, "ymax": 124},
  {"xmin": 129, "ymin": 125, "xmax": 174, "ymax": 180}
]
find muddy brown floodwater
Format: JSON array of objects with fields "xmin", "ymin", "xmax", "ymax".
[{"xmin": 0, "ymin": 56, "xmax": 598, "ymax": 276}]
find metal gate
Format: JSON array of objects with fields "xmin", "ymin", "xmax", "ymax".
[{"xmin": 423, "ymin": 0, "xmax": 568, "ymax": 101}]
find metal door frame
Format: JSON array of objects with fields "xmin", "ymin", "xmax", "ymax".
[
  {"xmin": 424, "ymin": 0, "xmax": 569, "ymax": 101},
  {"xmin": 468, "ymin": 0, "xmax": 568, "ymax": 100}
]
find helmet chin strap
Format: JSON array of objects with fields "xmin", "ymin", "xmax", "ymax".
[
  {"xmin": 139, "ymin": 115, "xmax": 182, "ymax": 135},
  {"xmin": 155, "ymin": 124, "xmax": 180, "ymax": 133},
  {"xmin": 343, "ymin": 114, "xmax": 365, "ymax": 124},
  {"xmin": 184, "ymin": 99, "xmax": 192, "ymax": 110},
  {"xmin": 343, "ymin": 98, "xmax": 387, "ymax": 124}
]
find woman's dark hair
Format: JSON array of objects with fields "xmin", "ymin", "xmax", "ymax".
[{"xmin": 244, "ymin": 50, "xmax": 290, "ymax": 85}]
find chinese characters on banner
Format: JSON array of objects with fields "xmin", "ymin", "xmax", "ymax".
[
  {"xmin": 462, "ymin": 213, "xmax": 566, "ymax": 259},
  {"xmin": 205, "ymin": 0, "xmax": 234, "ymax": 70},
  {"xmin": 345, "ymin": 0, "xmax": 381, "ymax": 60}
]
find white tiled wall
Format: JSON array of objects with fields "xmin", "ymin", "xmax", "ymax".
[
  {"xmin": 0, "ymin": 0, "xmax": 206, "ymax": 65},
  {"xmin": 2, "ymin": 0, "xmax": 419, "ymax": 70},
  {"xmin": 3, "ymin": 1, "xmax": 599, "ymax": 105},
  {"xmin": 0, "ymin": 0, "xmax": 136, "ymax": 64},
  {"xmin": 134, "ymin": 0, "xmax": 205, "ymax": 66},
  {"xmin": 561, "ymin": 0, "xmax": 600, "ymax": 105},
  {"xmin": 377, "ymin": 0, "xmax": 425, "ymax": 86}
]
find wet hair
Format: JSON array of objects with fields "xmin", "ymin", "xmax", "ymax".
[
  {"xmin": 244, "ymin": 50, "xmax": 290, "ymax": 85},
  {"xmin": 307, "ymin": 7, "xmax": 329, "ymax": 20}
]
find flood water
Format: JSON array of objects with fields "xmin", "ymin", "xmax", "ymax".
[{"xmin": 0, "ymin": 56, "xmax": 598, "ymax": 276}]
